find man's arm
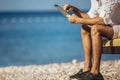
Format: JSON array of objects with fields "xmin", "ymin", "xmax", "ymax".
[
  {"xmin": 76, "ymin": 17, "xmax": 105, "ymax": 25},
  {"xmin": 72, "ymin": 7, "xmax": 90, "ymax": 19},
  {"xmin": 64, "ymin": 4, "xmax": 90, "ymax": 19},
  {"xmin": 64, "ymin": 4, "xmax": 105, "ymax": 25},
  {"xmin": 68, "ymin": 15, "xmax": 105, "ymax": 25}
]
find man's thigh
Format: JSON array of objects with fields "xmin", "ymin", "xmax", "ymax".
[
  {"xmin": 81, "ymin": 24, "xmax": 114, "ymax": 39},
  {"xmin": 94, "ymin": 25, "xmax": 114, "ymax": 39}
]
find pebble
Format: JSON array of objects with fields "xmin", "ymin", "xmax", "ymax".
[{"xmin": 0, "ymin": 60, "xmax": 119, "ymax": 80}]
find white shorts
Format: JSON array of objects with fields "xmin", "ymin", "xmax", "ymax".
[{"xmin": 112, "ymin": 25, "xmax": 120, "ymax": 39}]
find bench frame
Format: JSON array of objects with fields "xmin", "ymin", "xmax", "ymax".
[
  {"xmin": 103, "ymin": 46, "xmax": 120, "ymax": 54},
  {"xmin": 103, "ymin": 39, "xmax": 120, "ymax": 54}
]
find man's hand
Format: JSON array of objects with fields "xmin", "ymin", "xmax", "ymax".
[
  {"xmin": 68, "ymin": 14, "xmax": 79, "ymax": 24},
  {"xmin": 64, "ymin": 4, "xmax": 75, "ymax": 12}
]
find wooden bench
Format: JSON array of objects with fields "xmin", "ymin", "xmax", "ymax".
[{"xmin": 103, "ymin": 38, "xmax": 120, "ymax": 54}]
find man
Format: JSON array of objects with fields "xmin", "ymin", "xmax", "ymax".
[{"xmin": 64, "ymin": 0, "xmax": 120, "ymax": 80}]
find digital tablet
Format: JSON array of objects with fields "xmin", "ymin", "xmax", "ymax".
[{"xmin": 54, "ymin": 4, "xmax": 70, "ymax": 17}]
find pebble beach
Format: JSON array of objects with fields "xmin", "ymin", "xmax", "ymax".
[{"xmin": 0, "ymin": 60, "xmax": 119, "ymax": 80}]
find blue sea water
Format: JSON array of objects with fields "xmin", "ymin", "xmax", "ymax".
[{"xmin": 0, "ymin": 11, "xmax": 119, "ymax": 67}]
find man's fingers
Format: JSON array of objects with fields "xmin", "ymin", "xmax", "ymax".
[
  {"xmin": 64, "ymin": 4, "xmax": 72, "ymax": 12},
  {"xmin": 71, "ymin": 14, "xmax": 78, "ymax": 18},
  {"xmin": 66, "ymin": 14, "xmax": 70, "ymax": 18},
  {"xmin": 63, "ymin": 4, "xmax": 69, "ymax": 10}
]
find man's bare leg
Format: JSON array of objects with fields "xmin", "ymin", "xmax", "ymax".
[
  {"xmin": 81, "ymin": 25, "xmax": 92, "ymax": 72},
  {"xmin": 90, "ymin": 25, "xmax": 114, "ymax": 75}
]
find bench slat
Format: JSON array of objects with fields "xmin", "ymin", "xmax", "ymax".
[
  {"xmin": 103, "ymin": 46, "xmax": 120, "ymax": 54},
  {"xmin": 103, "ymin": 38, "xmax": 120, "ymax": 54}
]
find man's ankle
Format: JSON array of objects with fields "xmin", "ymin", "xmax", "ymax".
[
  {"xmin": 90, "ymin": 69, "xmax": 100, "ymax": 75},
  {"xmin": 83, "ymin": 67, "xmax": 91, "ymax": 72}
]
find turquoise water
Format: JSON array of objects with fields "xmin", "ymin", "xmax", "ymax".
[{"xmin": 0, "ymin": 11, "xmax": 119, "ymax": 67}]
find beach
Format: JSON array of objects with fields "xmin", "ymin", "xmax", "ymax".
[{"xmin": 0, "ymin": 60, "xmax": 119, "ymax": 80}]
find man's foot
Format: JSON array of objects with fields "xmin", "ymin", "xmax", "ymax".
[
  {"xmin": 69, "ymin": 69, "xmax": 90, "ymax": 79},
  {"xmin": 80, "ymin": 72, "xmax": 104, "ymax": 80}
]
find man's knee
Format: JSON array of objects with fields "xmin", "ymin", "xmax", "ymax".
[
  {"xmin": 81, "ymin": 25, "xmax": 90, "ymax": 35},
  {"xmin": 91, "ymin": 25, "xmax": 101, "ymax": 36}
]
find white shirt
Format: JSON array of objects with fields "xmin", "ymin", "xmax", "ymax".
[{"xmin": 87, "ymin": 0, "xmax": 120, "ymax": 25}]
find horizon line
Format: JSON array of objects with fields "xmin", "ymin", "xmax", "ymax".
[{"xmin": 0, "ymin": 9, "xmax": 88, "ymax": 13}]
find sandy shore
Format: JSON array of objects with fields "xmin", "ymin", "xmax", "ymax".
[{"xmin": 0, "ymin": 60, "xmax": 119, "ymax": 80}]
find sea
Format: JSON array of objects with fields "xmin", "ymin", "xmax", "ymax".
[{"xmin": 0, "ymin": 11, "xmax": 119, "ymax": 67}]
